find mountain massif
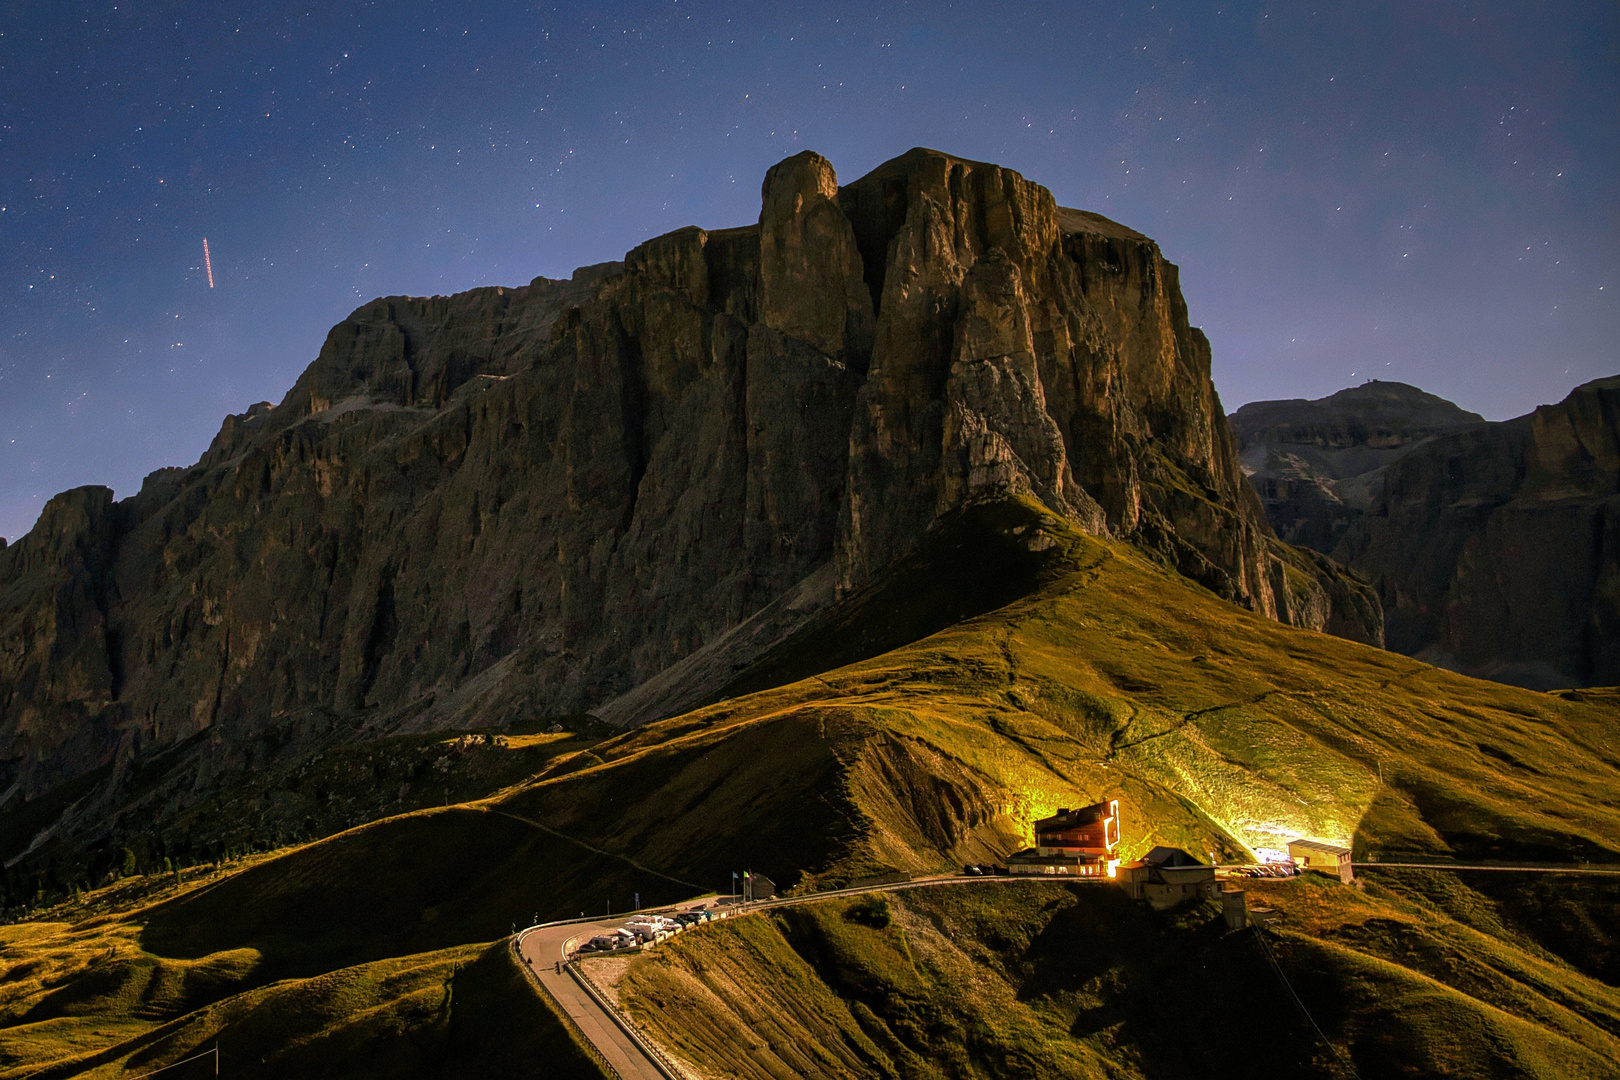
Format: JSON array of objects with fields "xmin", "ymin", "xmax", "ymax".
[
  {"xmin": 1234, "ymin": 376, "xmax": 1620, "ymax": 689},
  {"xmin": 2, "ymin": 149, "xmax": 1618, "ymax": 1080},
  {"xmin": 1, "ymin": 147, "xmax": 1378, "ymax": 833}
]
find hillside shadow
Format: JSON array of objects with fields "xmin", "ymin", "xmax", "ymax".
[
  {"xmin": 138, "ymin": 806, "xmax": 678, "ymax": 983},
  {"xmin": 1019, "ymin": 888, "xmax": 1338, "ymax": 1079}
]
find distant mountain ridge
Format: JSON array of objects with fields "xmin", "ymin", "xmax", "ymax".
[
  {"xmin": 1230, "ymin": 380, "xmax": 1486, "ymax": 551},
  {"xmin": 1233, "ymin": 376, "xmax": 1620, "ymax": 688}
]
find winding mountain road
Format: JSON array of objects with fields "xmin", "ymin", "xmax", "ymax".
[
  {"xmin": 516, "ymin": 915, "xmax": 679, "ymax": 1080},
  {"xmin": 514, "ymin": 860, "xmax": 1620, "ymax": 1076},
  {"xmin": 1356, "ymin": 862, "xmax": 1620, "ymax": 875},
  {"xmin": 511, "ymin": 874, "xmax": 1050, "ymax": 1079},
  {"xmin": 494, "ymin": 813, "xmax": 715, "ymax": 1076}
]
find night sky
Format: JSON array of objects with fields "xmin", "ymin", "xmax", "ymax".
[{"xmin": 2, "ymin": 3, "xmax": 1615, "ymax": 542}]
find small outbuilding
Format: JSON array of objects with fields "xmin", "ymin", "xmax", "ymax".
[
  {"xmin": 1288, "ymin": 839, "xmax": 1353, "ymax": 883},
  {"xmin": 1118, "ymin": 847, "xmax": 1220, "ymax": 909}
]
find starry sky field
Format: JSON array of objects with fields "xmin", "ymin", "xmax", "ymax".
[{"xmin": 1, "ymin": 1, "xmax": 1615, "ymax": 542}]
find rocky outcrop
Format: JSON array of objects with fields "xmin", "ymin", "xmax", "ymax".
[
  {"xmin": 830, "ymin": 154, "xmax": 1373, "ymax": 640},
  {"xmin": 0, "ymin": 147, "xmax": 1380, "ymax": 814},
  {"xmin": 0, "ymin": 487, "xmax": 122, "ymax": 797},
  {"xmin": 1331, "ymin": 375, "xmax": 1620, "ymax": 689},
  {"xmin": 1230, "ymin": 381, "xmax": 1485, "ymax": 551}
]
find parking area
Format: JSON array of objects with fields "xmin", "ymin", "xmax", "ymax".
[
  {"xmin": 571, "ymin": 898, "xmax": 740, "ymax": 958},
  {"xmin": 1217, "ymin": 863, "xmax": 1302, "ymax": 881}
]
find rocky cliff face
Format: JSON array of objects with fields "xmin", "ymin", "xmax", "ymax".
[
  {"xmin": 1330, "ymin": 375, "xmax": 1620, "ymax": 689},
  {"xmin": 0, "ymin": 148, "xmax": 1380, "ymax": 809}
]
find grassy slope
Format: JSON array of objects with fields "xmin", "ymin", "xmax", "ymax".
[
  {"xmin": 618, "ymin": 877, "xmax": 1620, "ymax": 1080},
  {"xmin": 0, "ymin": 926, "xmax": 606, "ymax": 1080},
  {"xmin": 517, "ymin": 497, "xmax": 1620, "ymax": 885},
  {"xmin": 0, "ymin": 495, "xmax": 1617, "ymax": 1074},
  {"xmin": 1258, "ymin": 871, "xmax": 1620, "ymax": 1080},
  {"xmin": 0, "ymin": 805, "xmax": 671, "ymax": 1077}
]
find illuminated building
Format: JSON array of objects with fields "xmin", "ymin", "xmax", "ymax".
[
  {"xmin": 1006, "ymin": 799, "xmax": 1121, "ymax": 877},
  {"xmin": 1288, "ymin": 839, "xmax": 1354, "ymax": 883}
]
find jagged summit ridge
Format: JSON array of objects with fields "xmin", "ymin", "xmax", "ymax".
[
  {"xmin": 0, "ymin": 147, "xmax": 1379, "ymax": 803},
  {"xmin": 1230, "ymin": 379, "xmax": 1487, "ymax": 450},
  {"xmin": 1229, "ymin": 380, "xmax": 1488, "ymax": 552}
]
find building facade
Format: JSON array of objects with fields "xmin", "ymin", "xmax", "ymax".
[
  {"xmin": 1007, "ymin": 799, "xmax": 1122, "ymax": 877},
  {"xmin": 1118, "ymin": 847, "xmax": 1220, "ymax": 909}
]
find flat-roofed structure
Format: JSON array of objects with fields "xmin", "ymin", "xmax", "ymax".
[{"xmin": 1288, "ymin": 839, "xmax": 1353, "ymax": 883}]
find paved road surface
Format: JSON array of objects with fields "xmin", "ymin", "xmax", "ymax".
[
  {"xmin": 1356, "ymin": 862, "xmax": 1620, "ymax": 875},
  {"xmin": 508, "ymin": 870, "xmax": 1335, "ymax": 1075},
  {"xmin": 517, "ymin": 915, "xmax": 679, "ymax": 1080}
]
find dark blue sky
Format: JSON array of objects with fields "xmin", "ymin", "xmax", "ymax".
[{"xmin": 2, "ymin": 1, "xmax": 1615, "ymax": 541}]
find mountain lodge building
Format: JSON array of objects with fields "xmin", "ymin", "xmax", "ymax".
[{"xmin": 1007, "ymin": 799, "xmax": 1122, "ymax": 877}]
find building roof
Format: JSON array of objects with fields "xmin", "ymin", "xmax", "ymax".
[
  {"xmin": 1035, "ymin": 799, "xmax": 1114, "ymax": 830},
  {"xmin": 1141, "ymin": 846, "xmax": 1205, "ymax": 868},
  {"xmin": 1287, "ymin": 839, "xmax": 1351, "ymax": 857}
]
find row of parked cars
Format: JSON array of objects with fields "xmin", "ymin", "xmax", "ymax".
[
  {"xmin": 1227, "ymin": 863, "xmax": 1299, "ymax": 878},
  {"xmin": 576, "ymin": 907, "xmax": 719, "ymax": 953},
  {"xmin": 962, "ymin": 864, "xmax": 1009, "ymax": 876}
]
